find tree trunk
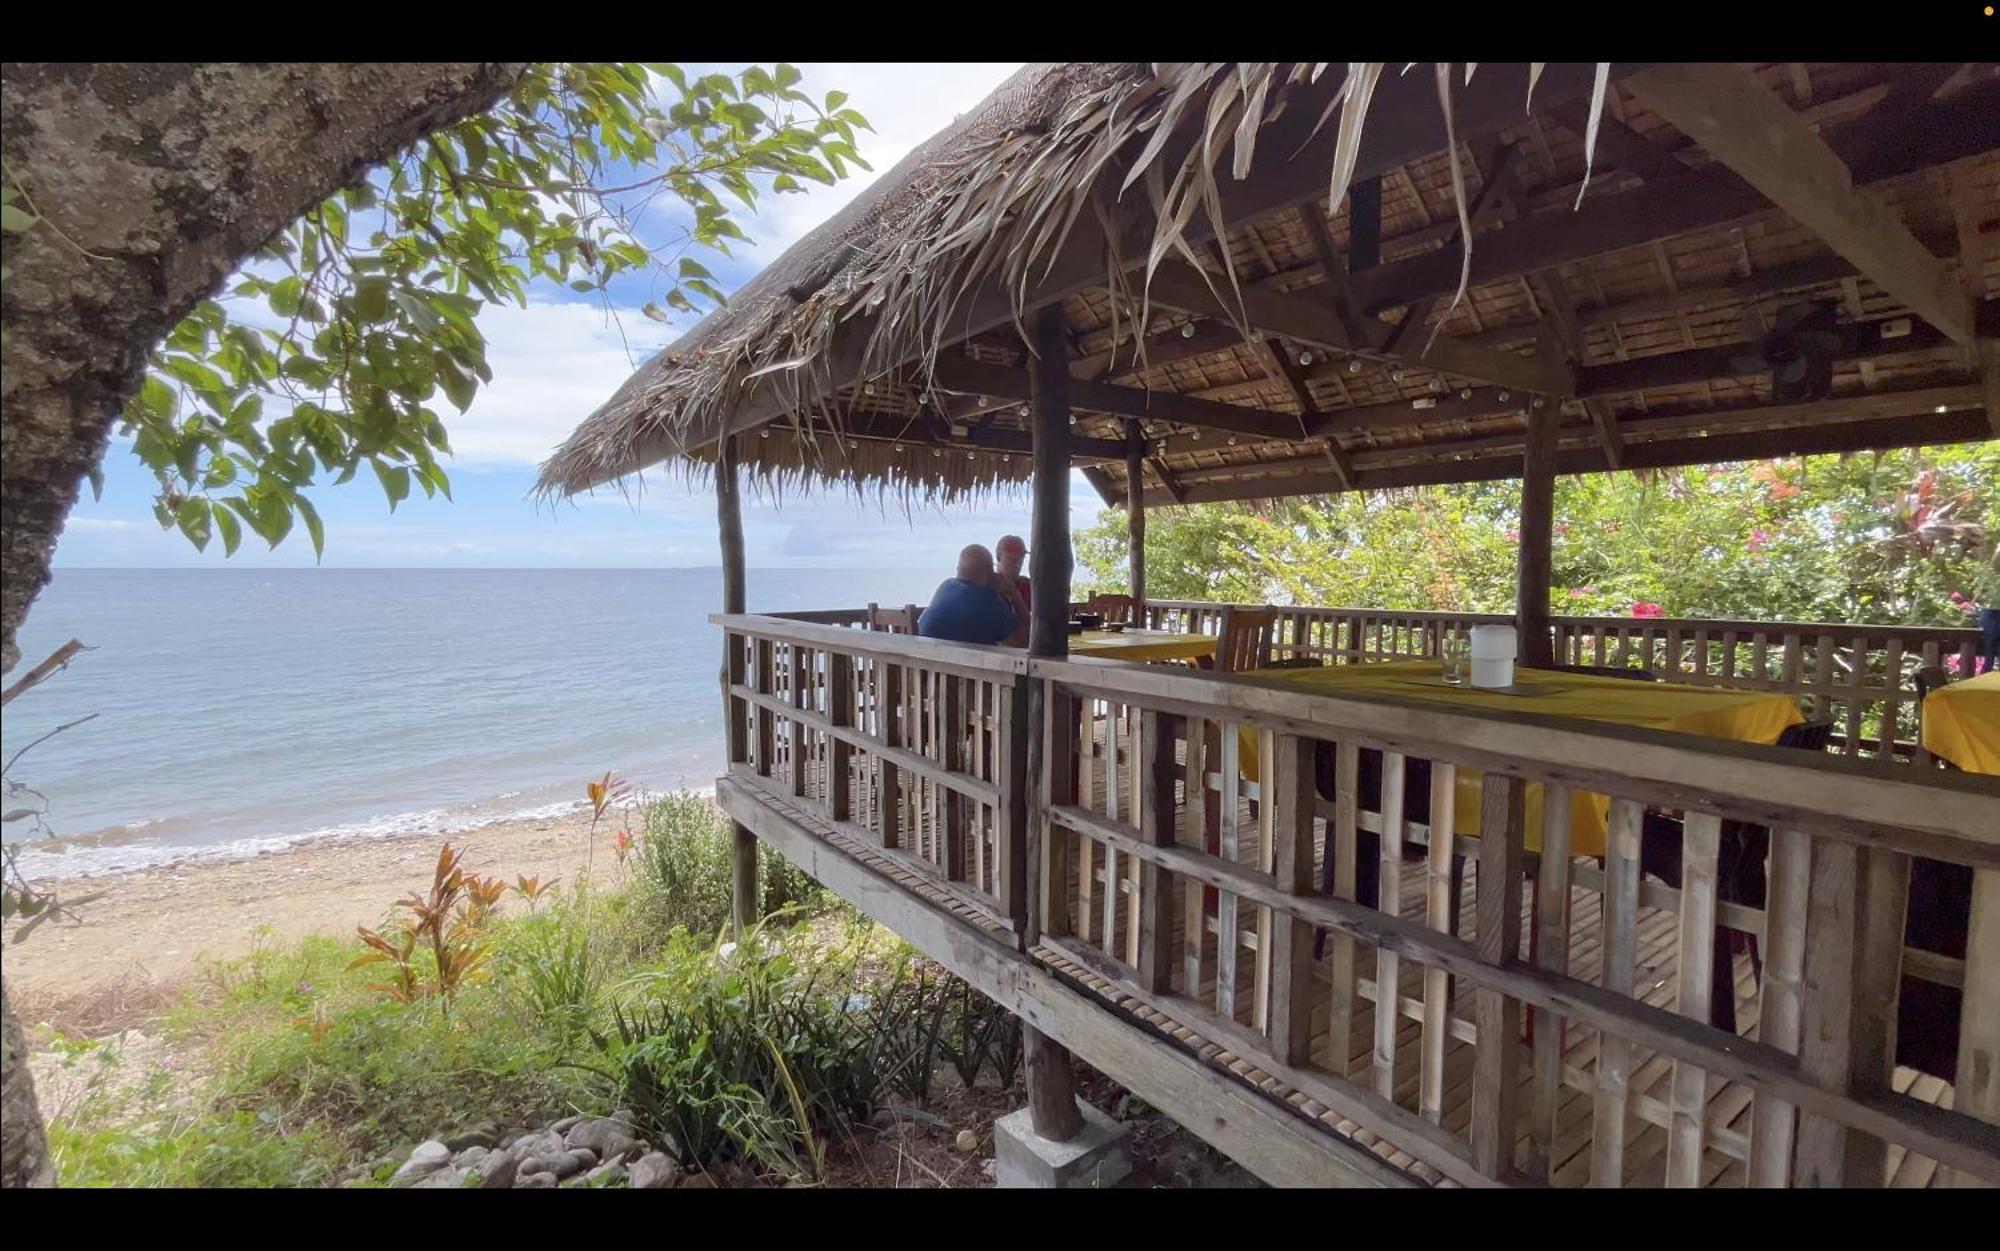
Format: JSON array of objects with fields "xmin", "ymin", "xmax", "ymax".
[{"xmin": 0, "ymin": 60, "xmax": 526, "ymax": 1190}]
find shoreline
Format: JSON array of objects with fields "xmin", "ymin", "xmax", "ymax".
[{"xmin": 5, "ymin": 805, "xmax": 623, "ymax": 1027}]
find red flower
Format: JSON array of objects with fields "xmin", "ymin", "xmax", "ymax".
[{"xmin": 1630, "ymin": 601, "xmax": 1665, "ymax": 618}]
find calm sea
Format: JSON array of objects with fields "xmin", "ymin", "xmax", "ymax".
[{"xmin": 2, "ymin": 568, "xmax": 943, "ymax": 878}]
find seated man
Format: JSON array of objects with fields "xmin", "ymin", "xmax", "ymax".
[
  {"xmin": 918, "ymin": 544, "xmax": 1023, "ymax": 645},
  {"xmin": 995, "ymin": 534, "xmax": 1032, "ymax": 647}
]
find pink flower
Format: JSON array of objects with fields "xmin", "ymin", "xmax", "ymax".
[
  {"xmin": 1748, "ymin": 529, "xmax": 1771, "ymax": 552},
  {"xmin": 1962, "ymin": 600, "xmax": 1979, "ymax": 616},
  {"xmin": 1554, "ymin": 522, "xmax": 1569, "ymax": 538},
  {"xmin": 1630, "ymin": 601, "xmax": 1666, "ymax": 618},
  {"xmin": 1505, "ymin": 528, "xmax": 1520, "ymax": 543},
  {"xmin": 1945, "ymin": 654, "xmax": 1963, "ymax": 675},
  {"xmin": 1949, "ymin": 591, "xmax": 1967, "ymax": 604}
]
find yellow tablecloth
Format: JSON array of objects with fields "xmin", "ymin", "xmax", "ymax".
[
  {"xmin": 1235, "ymin": 660, "xmax": 1804, "ymax": 858},
  {"xmin": 1922, "ymin": 671, "xmax": 2000, "ymax": 775},
  {"xmin": 1070, "ymin": 629, "xmax": 1215, "ymax": 664}
]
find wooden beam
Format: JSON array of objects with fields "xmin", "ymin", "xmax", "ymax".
[
  {"xmin": 1076, "ymin": 318, "xmax": 1249, "ymax": 382},
  {"xmin": 1528, "ymin": 278, "xmax": 1625, "ymax": 467},
  {"xmin": 1264, "ymin": 336, "xmax": 1354, "ymax": 489},
  {"xmin": 1349, "ymin": 176, "xmax": 1382, "ymax": 272},
  {"xmin": 1078, "ymin": 465, "xmax": 1120, "ymax": 507},
  {"xmin": 1125, "ymin": 420, "xmax": 1147, "ymax": 605},
  {"xmin": 933, "ymin": 352, "xmax": 1309, "ymax": 443},
  {"xmin": 1516, "ymin": 404, "xmax": 1559, "ymax": 668},
  {"xmin": 1305, "ymin": 385, "xmax": 1526, "ymax": 438},
  {"xmin": 1148, "ymin": 455, "xmax": 1189, "ymax": 505},
  {"xmin": 1145, "ymin": 262, "xmax": 1565, "ymax": 396},
  {"xmin": 1138, "ymin": 406, "xmax": 1992, "ymax": 505},
  {"xmin": 716, "ymin": 435, "xmax": 757, "ymax": 939},
  {"xmin": 1025, "ymin": 303, "xmax": 1084, "ymax": 1144},
  {"xmin": 1574, "ymin": 315, "xmax": 1954, "ymax": 398},
  {"xmin": 806, "ymin": 412, "xmax": 1128, "ymax": 462},
  {"xmin": 1625, "ymin": 64, "xmax": 1975, "ymax": 347},
  {"xmin": 1346, "ymin": 78, "xmax": 2000, "ymax": 319}
]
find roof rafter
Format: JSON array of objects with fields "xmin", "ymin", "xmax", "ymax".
[{"xmin": 1625, "ymin": 64, "xmax": 1976, "ymax": 347}]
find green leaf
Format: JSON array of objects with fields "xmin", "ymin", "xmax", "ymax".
[
  {"xmin": 214, "ymin": 503, "xmax": 243, "ymax": 556},
  {"xmin": 354, "ymin": 277, "xmax": 392, "ymax": 323},
  {"xmin": 0, "ymin": 203, "xmax": 38, "ymax": 232},
  {"xmin": 296, "ymin": 495, "xmax": 326, "ymax": 561},
  {"xmin": 177, "ymin": 497, "xmax": 213, "ymax": 552},
  {"xmin": 434, "ymin": 352, "xmax": 476, "ymax": 413},
  {"xmin": 372, "ymin": 460, "xmax": 411, "ymax": 511}
]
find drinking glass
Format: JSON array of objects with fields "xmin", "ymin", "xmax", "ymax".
[{"xmin": 1441, "ymin": 631, "xmax": 1468, "ymax": 685}]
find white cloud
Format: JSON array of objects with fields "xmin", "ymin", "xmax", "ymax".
[{"xmin": 445, "ymin": 300, "xmax": 670, "ymax": 466}]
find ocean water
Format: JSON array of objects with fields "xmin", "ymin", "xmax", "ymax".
[{"xmin": 2, "ymin": 568, "xmax": 943, "ymax": 878}]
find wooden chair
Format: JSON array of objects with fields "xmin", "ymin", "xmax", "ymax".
[
  {"xmin": 1638, "ymin": 719, "xmax": 1836, "ymax": 1034},
  {"xmin": 865, "ymin": 602, "xmax": 919, "ymax": 634},
  {"xmin": 1214, "ymin": 604, "xmax": 1278, "ymax": 673},
  {"xmin": 1913, "ymin": 664, "xmax": 1953, "ymax": 700},
  {"xmin": 1085, "ymin": 593, "xmax": 1137, "ymax": 625}
]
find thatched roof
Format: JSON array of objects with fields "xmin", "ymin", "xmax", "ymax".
[{"xmin": 538, "ymin": 62, "xmax": 1999, "ymax": 507}]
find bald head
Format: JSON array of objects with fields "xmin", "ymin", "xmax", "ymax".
[{"xmin": 956, "ymin": 544, "xmax": 995, "ymax": 582}]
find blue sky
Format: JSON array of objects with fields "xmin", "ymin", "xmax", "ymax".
[{"xmin": 57, "ymin": 62, "xmax": 1104, "ymax": 572}]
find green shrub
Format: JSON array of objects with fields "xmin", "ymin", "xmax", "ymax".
[
  {"xmin": 593, "ymin": 924, "xmax": 875, "ymax": 1181},
  {"xmin": 631, "ymin": 790, "xmax": 822, "ymax": 941}
]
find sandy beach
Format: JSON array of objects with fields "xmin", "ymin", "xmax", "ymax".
[{"xmin": 5, "ymin": 808, "xmax": 611, "ymax": 1029}]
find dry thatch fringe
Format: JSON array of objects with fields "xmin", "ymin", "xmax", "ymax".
[{"xmin": 537, "ymin": 63, "xmax": 1611, "ymax": 503}]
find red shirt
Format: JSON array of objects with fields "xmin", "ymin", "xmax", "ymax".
[{"xmin": 1012, "ymin": 575, "xmax": 1033, "ymax": 616}]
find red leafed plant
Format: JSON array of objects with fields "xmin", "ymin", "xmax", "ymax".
[{"xmin": 349, "ymin": 842, "xmax": 505, "ymax": 1005}]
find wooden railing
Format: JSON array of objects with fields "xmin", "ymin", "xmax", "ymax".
[
  {"xmin": 720, "ymin": 615, "xmax": 1028, "ymax": 935},
  {"xmin": 1140, "ymin": 600, "xmax": 1984, "ymax": 766},
  {"xmin": 1034, "ymin": 653, "xmax": 2000, "ymax": 1188},
  {"xmin": 711, "ymin": 611, "xmax": 2000, "ymax": 1189}
]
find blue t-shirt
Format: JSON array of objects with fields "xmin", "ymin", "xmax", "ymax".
[{"xmin": 917, "ymin": 578, "xmax": 1017, "ymax": 645}]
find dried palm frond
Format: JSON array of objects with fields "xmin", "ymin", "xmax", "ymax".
[{"xmin": 536, "ymin": 62, "xmax": 1612, "ymax": 506}]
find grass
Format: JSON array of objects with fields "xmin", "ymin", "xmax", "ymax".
[{"xmin": 39, "ymin": 790, "xmax": 1009, "ymax": 1188}]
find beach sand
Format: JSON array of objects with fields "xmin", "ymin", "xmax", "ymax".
[{"xmin": 5, "ymin": 808, "xmax": 611, "ymax": 1029}]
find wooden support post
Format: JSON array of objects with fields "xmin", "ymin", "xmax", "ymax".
[
  {"xmin": 1265, "ymin": 733, "xmax": 1317, "ymax": 1065},
  {"xmin": 1125, "ymin": 419, "xmax": 1147, "ymax": 612},
  {"xmin": 1349, "ymin": 176, "xmax": 1382, "ymax": 272},
  {"xmin": 1471, "ymin": 773, "xmax": 1526, "ymax": 1181},
  {"xmin": 1793, "ymin": 840, "xmax": 1909, "ymax": 1186},
  {"xmin": 1136, "ymin": 710, "xmax": 1178, "ymax": 992},
  {"xmin": 1951, "ymin": 867, "xmax": 2000, "ymax": 1187},
  {"xmin": 1023, "ymin": 302, "xmax": 1085, "ymax": 1143},
  {"xmin": 717, "ymin": 435, "xmax": 757, "ymax": 938},
  {"xmin": 1516, "ymin": 401, "xmax": 1558, "ymax": 668}
]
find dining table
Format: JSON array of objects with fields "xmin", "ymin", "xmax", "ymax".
[
  {"xmin": 1068, "ymin": 627, "xmax": 1216, "ymax": 665},
  {"xmin": 1232, "ymin": 659, "xmax": 1805, "ymax": 858},
  {"xmin": 1920, "ymin": 669, "xmax": 2000, "ymax": 775}
]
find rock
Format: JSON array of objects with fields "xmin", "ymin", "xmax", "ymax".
[
  {"xmin": 514, "ymin": 1170, "xmax": 557, "ymax": 1189},
  {"xmin": 679, "ymin": 1171, "xmax": 715, "ymax": 1190},
  {"xmin": 412, "ymin": 1167, "xmax": 471, "ymax": 1189},
  {"xmin": 509, "ymin": 1130, "xmax": 566, "ymax": 1163},
  {"xmin": 551, "ymin": 1114, "xmax": 585, "ymax": 1134},
  {"xmin": 628, "ymin": 1152, "xmax": 681, "ymax": 1190},
  {"xmin": 566, "ymin": 1117, "xmax": 639, "ymax": 1160},
  {"xmin": 544, "ymin": 1149, "xmax": 593, "ymax": 1180},
  {"xmin": 389, "ymin": 1140, "xmax": 452, "ymax": 1187},
  {"xmin": 445, "ymin": 1128, "xmax": 497, "ymax": 1152},
  {"xmin": 611, "ymin": 1108, "xmax": 637, "ymax": 1127},
  {"xmin": 583, "ymin": 1160, "xmax": 628, "ymax": 1187},
  {"xmin": 499, "ymin": 1131, "xmax": 526, "ymax": 1150},
  {"xmin": 479, "ymin": 1153, "xmax": 521, "ymax": 1190},
  {"xmin": 980, "ymin": 1158, "xmax": 997, "ymax": 1182},
  {"xmin": 955, "ymin": 1129, "xmax": 979, "ymax": 1154},
  {"xmin": 455, "ymin": 1147, "xmax": 489, "ymax": 1171}
]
